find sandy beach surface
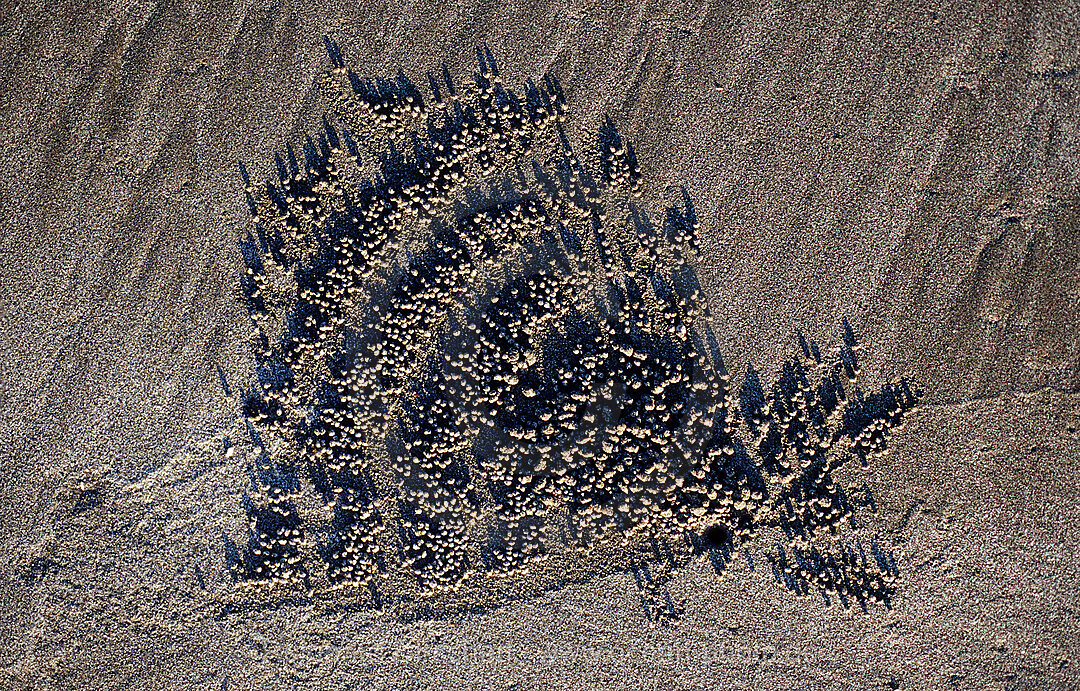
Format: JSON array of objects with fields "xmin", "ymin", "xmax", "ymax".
[{"xmin": 2, "ymin": 0, "xmax": 1079, "ymax": 688}]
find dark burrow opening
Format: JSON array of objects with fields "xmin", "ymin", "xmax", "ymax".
[{"xmin": 702, "ymin": 524, "xmax": 731, "ymax": 548}]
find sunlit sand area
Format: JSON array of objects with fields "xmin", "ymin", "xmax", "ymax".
[{"xmin": 2, "ymin": 3, "xmax": 1078, "ymax": 689}]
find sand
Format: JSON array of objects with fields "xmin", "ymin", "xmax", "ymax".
[{"xmin": 1, "ymin": 0, "xmax": 1079, "ymax": 688}]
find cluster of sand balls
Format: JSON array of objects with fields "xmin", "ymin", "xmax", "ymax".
[
  {"xmin": 769, "ymin": 538, "xmax": 899, "ymax": 607},
  {"xmin": 230, "ymin": 46, "xmax": 920, "ymax": 609},
  {"xmin": 236, "ymin": 461, "xmax": 310, "ymax": 591}
]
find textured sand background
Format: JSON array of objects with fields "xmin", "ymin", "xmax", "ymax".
[{"xmin": 2, "ymin": 0, "xmax": 1079, "ymax": 688}]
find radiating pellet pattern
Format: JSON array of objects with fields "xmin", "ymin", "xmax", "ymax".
[{"xmin": 225, "ymin": 42, "xmax": 922, "ymax": 618}]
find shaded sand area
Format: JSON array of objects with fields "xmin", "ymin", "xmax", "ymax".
[{"xmin": 2, "ymin": 0, "xmax": 1079, "ymax": 688}]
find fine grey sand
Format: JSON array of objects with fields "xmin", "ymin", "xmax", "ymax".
[{"xmin": 2, "ymin": 1, "xmax": 1079, "ymax": 689}]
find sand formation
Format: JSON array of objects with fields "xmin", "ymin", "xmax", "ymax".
[{"xmin": 225, "ymin": 42, "xmax": 920, "ymax": 620}]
